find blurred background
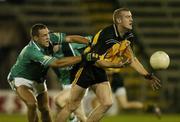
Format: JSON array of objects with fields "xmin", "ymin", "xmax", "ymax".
[{"xmin": 0, "ymin": 0, "xmax": 180, "ymax": 121}]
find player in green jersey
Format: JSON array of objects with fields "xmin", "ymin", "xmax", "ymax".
[
  {"xmin": 51, "ymin": 34, "xmax": 93, "ymax": 122},
  {"xmin": 52, "ymin": 42, "xmax": 89, "ymax": 122},
  {"xmin": 7, "ymin": 23, "xmax": 98, "ymax": 122},
  {"xmin": 49, "ymin": 32, "xmax": 92, "ymax": 122}
]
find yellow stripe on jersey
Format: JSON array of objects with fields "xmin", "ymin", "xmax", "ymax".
[
  {"xmin": 72, "ymin": 67, "xmax": 84, "ymax": 86},
  {"xmin": 83, "ymin": 30, "xmax": 102, "ymax": 54},
  {"xmin": 83, "ymin": 46, "xmax": 91, "ymax": 54},
  {"xmin": 92, "ymin": 30, "xmax": 102, "ymax": 46}
]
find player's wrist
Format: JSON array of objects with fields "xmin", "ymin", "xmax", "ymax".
[
  {"xmin": 144, "ymin": 73, "xmax": 153, "ymax": 80},
  {"xmin": 81, "ymin": 53, "xmax": 99, "ymax": 62}
]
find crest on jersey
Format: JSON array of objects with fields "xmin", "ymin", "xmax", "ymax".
[{"xmin": 43, "ymin": 56, "xmax": 51, "ymax": 60}]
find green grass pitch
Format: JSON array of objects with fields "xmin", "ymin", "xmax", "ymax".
[{"xmin": 0, "ymin": 113, "xmax": 180, "ymax": 122}]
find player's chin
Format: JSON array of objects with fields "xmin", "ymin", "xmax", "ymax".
[
  {"xmin": 44, "ymin": 43, "xmax": 49, "ymax": 47},
  {"xmin": 127, "ymin": 26, "xmax": 132, "ymax": 30}
]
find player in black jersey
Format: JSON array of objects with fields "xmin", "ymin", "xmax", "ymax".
[{"xmin": 56, "ymin": 8, "xmax": 161, "ymax": 122}]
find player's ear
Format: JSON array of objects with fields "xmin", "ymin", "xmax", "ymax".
[
  {"xmin": 33, "ymin": 36, "xmax": 38, "ymax": 41},
  {"xmin": 116, "ymin": 18, "xmax": 121, "ymax": 23}
]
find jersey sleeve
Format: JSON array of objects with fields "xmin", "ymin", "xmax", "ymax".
[
  {"xmin": 85, "ymin": 35, "xmax": 93, "ymax": 43},
  {"xmin": 27, "ymin": 48, "xmax": 56, "ymax": 67},
  {"xmin": 70, "ymin": 43, "xmax": 87, "ymax": 50},
  {"xmin": 50, "ymin": 32, "xmax": 66, "ymax": 45}
]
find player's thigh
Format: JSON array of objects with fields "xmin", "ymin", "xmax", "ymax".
[
  {"xmin": 16, "ymin": 85, "xmax": 37, "ymax": 105},
  {"xmin": 91, "ymin": 96, "xmax": 100, "ymax": 108},
  {"xmin": 93, "ymin": 82, "xmax": 113, "ymax": 104},
  {"xmin": 56, "ymin": 89, "xmax": 70, "ymax": 102},
  {"xmin": 69, "ymin": 84, "xmax": 86, "ymax": 105}
]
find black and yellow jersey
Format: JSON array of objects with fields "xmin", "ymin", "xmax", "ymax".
[
  {"xmin": 72, "ymin": 24, "xmax": 135, "ymax": 88},
  {"xmin": 86, "ymin": 24, "xmax": 134, "ymax": 56}
]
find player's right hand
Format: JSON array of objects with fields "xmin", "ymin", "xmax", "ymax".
[{"xmin": 81, "ymin": 52, "xmax": 99, "ymax": 62}]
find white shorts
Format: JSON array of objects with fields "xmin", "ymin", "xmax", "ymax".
[
  {"xmin": 115, "ymin": 87, "xmax": 127, "ymax": 96},
  {"xmin": 8, "ymin": 77, "xmax": 47, "ymax": 96},
  {"xmin": 62, "ymin": 84, "xmax": 72, "ymax": 89}
]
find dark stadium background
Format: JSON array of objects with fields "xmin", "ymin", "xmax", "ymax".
[{"xmin": 0, "ymin": 0, "xmax": 180, "ymax": 121}]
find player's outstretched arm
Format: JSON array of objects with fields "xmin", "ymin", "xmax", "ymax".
[
  {"xmin": 95, "ymin": 59, "xmax": 131, "ymax": 68},
  {"xmin": 130, "ymin": 57, "xmax": 161, "ymax": 91},
  {"xmin": 49, "ymin": 56, "xmax": 81, "ymax": 68},
  {"xmin": 49, "ymin": 52, "xmax": 99, "ymax": 68},
  {"xmin": 65, "ymin": 35, "xmax": 90, "ymax": 44}
]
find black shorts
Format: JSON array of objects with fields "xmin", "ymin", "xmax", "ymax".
[
  {"xmin": 71, "ymin": 63, "xmax": 108, "ymax": 88},
  {"xmin": 111, "ymin": 73, "xmax": 124, "ymax": 93}
]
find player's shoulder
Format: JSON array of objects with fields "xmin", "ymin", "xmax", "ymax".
[
  {"xmin": 101, "ymin": 24, "xmax": 114, "ymax": 33},
  {"xmin": 28, "ymin": 41, "xmax": 40, "ymax": 50},
  {"xmin": 17, "ymin": 44, "xmax": 33, "ymax": 58},
  {"xmin": 23, "ymin": 41, "xmax": 42, "ymax": 56},
  {"xmin": 99, "ymin": 24, "xmax": 116, "ymax": 38},
  {"xmin": 50, "ymin": 32, "xmax": 66, "ymax": 44}
]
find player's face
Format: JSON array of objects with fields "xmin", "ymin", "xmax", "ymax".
[
  {"xmin": 36, "ymin": 28, "xmax": 50, "ymax": 47},
  {"xmin": 120, "ymin": 11, "xmax": 133, "ymax": 30}
]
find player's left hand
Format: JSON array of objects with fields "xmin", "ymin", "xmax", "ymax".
[{"xmin": 144, "ymin": 73, "xmax": 161, "ymax": 91}]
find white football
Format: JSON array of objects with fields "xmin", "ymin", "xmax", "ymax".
[{"xmin": 150, "ymin": 51, "xmax": 170, "ymax": 69}]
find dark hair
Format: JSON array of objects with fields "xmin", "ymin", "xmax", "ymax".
[
  {"xmin": 30, "ymin": 23, "xmax": 47, "ymax": 37},
  {"xmin": 113, "ymin": 8, "xmax": 130, "ymax": 23}
]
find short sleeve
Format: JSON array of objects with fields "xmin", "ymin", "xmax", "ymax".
[
  {"xmin": 50, "ymin": 32, "xmax": 66, "ymax": 45},
  {"xmin": 27, "ymin": 48, "xmax": 56, "ymax": 67}
]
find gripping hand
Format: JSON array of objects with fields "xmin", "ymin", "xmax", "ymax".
[{"xmin": 81, "ymin": 52, "xmax": 99, "ymax": 62}]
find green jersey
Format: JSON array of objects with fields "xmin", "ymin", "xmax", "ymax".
[
  {"xmin": 8, "ymin": 41, "xmax": 55, "ymax": 83},
  {"xmin": 8, "ymin": 32, "xmax": 67, "ymax": 83},
  {"xmin": 52, "ymin": 35, "xmax": 93, "ymax": 85},
  {"xmin": 52, "ymin": 43, "xmax": 87, "ymax": 85}
]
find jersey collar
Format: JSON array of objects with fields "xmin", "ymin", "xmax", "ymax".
[
  {"xmin": 113, "ymin": 24, "xmax": 121, "ymax": 38},
  {"xmin": 30, "ymin": 40, "xmax": 45, "ymax": 52}
]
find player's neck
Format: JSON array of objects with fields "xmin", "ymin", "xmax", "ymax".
[{"xmin": 117, "ymin": 25, "xmax": 128, "ymax": 38}]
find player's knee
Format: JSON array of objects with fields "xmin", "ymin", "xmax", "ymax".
[
  {"xmin": 101, "ymin": 100, "xmax": 113, "ymax": 110},
  {"xmin": 26, "ymin": 101, "xmax": 37, "ymax": 110},
  {"xmin": 68, "ymin": 104, "xmax": 78, "ymax": 112},
  {"xmin": 55, "ymin": 96, "xmax": 67, "ymax": 108},
  {"xmin": 68, "ymin": 102, "xmax": 79, "ymax": 112}
]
